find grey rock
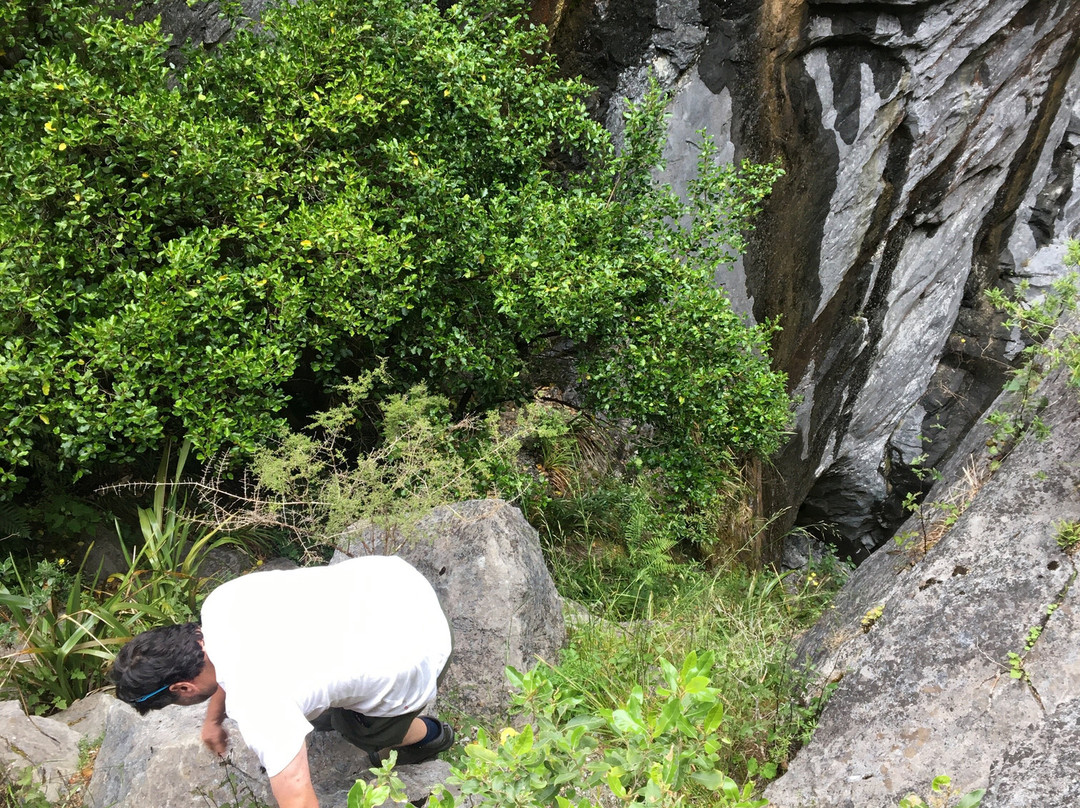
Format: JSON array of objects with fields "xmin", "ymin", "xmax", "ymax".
[
  {"xmin": 53, "ymin": 691, "xmax": 115, "ymax": 743},
  {"xmin": 86, "ymin": 699, "xmax": 274, "ymax": 808},
  {"xmin": 765, "ymin": 363, "xmax": 1080, "ymax": 806},
  {"xmin": 981, "ymin": 697, "xmax": 1080, "ymax": 808},
  {"xmin": 85, "ymin": 696, "xmax": 446, "ymax": 808},
  {"xmin": 136, "ymin": 0, "xmax": 274, "ymax": 64},
  {"xmin": 0, "ymin": 700, "xmax": 82, "ymax": 801},
  {"xmin": 335, "ymin": 499, "xmax": 566, "ymax": 720},
  {"xmin": 200, "ymin": 545, "xmax": 257, "ymax": 586},
  {"xmin": 251, "ymin": 556, "xmax": 301, "ymax": 573},
  {"xmin": 779, "ymin": 528, "xmax": 836, "ymax": 573}
]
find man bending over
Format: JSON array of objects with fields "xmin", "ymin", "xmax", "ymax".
[{"xmin": 111, "ymin": 555, "xmax": 454, "ymax": 808}]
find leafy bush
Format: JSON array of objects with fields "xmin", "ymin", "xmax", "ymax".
[
  {"xmin": 426, "ymin": 652, "xmax": 769, "ymax": 808},
  {"xmin": 1, "ymin": 0, "xmax": 788, "ymax": 499},
  {"xmin": 192, "ymin": 370, "xmax": 539, "ymax": 556},
  {"xmin": 553, "ymin": 567, "xmax": 832, "ymax": 779},
  {"xmin": 1, "ymin": 765, "xmax": 52, "ymax": 808}
]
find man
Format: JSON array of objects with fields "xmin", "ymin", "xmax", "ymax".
[{"xmin": 111, "ymin": 555, "xmax": 454, "ymax": 808}]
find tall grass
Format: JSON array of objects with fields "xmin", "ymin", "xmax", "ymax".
[
  {"xmin": 549, "ymin": 565, "xmax": 836, "ymax": 782},
  {"xmin": 0, "ymin": 440, "xmax": 251, "ymax": 714}
]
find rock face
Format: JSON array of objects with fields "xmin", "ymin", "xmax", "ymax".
[
  {"xmin": 335, "ymin": 499, "xmax": 566, "ymax": 720},
  {"xmin": 83, "ymin": 697, "xmax": 446, "ymax": 808},
  {"xmin": 764, "ymin": 362, "xmax": 1080, "ymax": 806},
  {"xmin": 0, "ymin": 701, "xmax": 82, "ymax": 801},
  {"xmin": 86, "ymin": 700, "xmax": 275, "ymax": 808},
  {"xmin": 547, "ymin": 0, "xmax": 1080, "ymax": 558}
]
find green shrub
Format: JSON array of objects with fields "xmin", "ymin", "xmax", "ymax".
[
  {"xmin": 0, "ymin": 554, "xmax": 160, "ymax": 714},
  {"xmin": 1, "ymin": 0, "xmax": 788, "ymax": 500},
  {"xmin": 984, "ymin": 243, "xmax": 1080, "ymax": 458},
  {"xmin": 221, "ymin": 372, "xmax": 537, "ymax": 554},
  {"xmin": 1055, "ymin": 519, "xmax": 1080, "ymax": 553},
  {"xmin": 426, "ymin": 652, "xmax": 769, "ymax": 808}
]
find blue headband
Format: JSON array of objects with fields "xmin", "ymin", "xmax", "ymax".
[{"xmin": 134, "ymin": 683, "xmax": 172, "ymax": 704}]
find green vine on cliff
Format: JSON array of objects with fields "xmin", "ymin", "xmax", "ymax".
[{"xmin": 984, "ymin": 239, "xmax": 1080, "ymax": 463}]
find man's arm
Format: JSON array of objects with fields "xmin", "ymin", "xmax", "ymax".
[
  {"xmin": 200, "ymin": 686, "xmax": 229, "ymax": 756},
  {"xmin": 270, "ymin": 743, "xmax": 319, "ymax": 808}
]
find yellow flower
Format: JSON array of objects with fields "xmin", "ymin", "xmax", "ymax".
[
  {"xmin": 301, "ymin": 239, "xmax": 313, "ymax": 247},
  {"xmin": 499, "ymin": 727, "xmax": 519, "ymax": 744},
  {"xmin": 44, "ymin": 120, "xmax": 57, "ymax": 133},
  {"xmin": 57, "ymin": 142, "xmax": 67, "ymax": 151}
]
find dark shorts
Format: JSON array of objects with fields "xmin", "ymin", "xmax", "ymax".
[{"xmin": 328, "ymin": 707, "xmax": 423, "ymax": 755}]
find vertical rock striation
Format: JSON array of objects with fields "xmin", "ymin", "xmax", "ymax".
[{"xmin": 547, "ymin": 0, "xmax": 1080, "ymax": 557}]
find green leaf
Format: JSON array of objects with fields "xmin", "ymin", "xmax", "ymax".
[
  {"xmin": 610, "ymin": 708, "xmax": 646, "ymax": 736},
  {"xmin": 956, "ymin": 789, "xmax": 986, "ymax": 808},
  {"xmin": 690, "ymin": 770, "xmax": 729, "ymax": 791},
  {"xmin": 702, "ymin": 700, "xmax": 725, "ymax": 734}
]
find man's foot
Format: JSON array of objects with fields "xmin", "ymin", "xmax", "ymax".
[{"xmin": 392, "ymin": 720, "xmax": 455, "ymax": 766}]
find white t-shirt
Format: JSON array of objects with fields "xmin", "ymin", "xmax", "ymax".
[{"xmin": 200, "ymin": 555, "xmax": 452, "ymax": 777}]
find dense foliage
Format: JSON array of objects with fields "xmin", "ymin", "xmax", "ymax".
[{"xmin": 1, "ymin": 0, "xmax": 789, "ymax": 495}]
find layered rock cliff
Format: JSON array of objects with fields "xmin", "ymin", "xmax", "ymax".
[
  {"xmin": 763, "ymin": 344, "xmax": 1080, "ymax": 806},
  {"xmin": 546, "ymin": 0, "xmax": 1080, "ymax": 558}
]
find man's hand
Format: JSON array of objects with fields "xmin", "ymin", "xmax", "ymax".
[
  {"xmin": 201, "ymin": 721, "xmax": 229, "ymax": 756},
  {"xmin": 201, "ymin": 685, "xmax": 229, "ymax": 756}
]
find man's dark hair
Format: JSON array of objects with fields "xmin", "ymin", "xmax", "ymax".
[{"xmin": 111, "ymin": 622, "xmax": 205, "ymax": 714}]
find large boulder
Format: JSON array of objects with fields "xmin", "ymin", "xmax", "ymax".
[
  {"xmin": 85, "ymin": 699, "xmax": 273, "ymax": 808},
  {"xmin": 981, "ymin": 696, "xmax": 1080, "ymax": 808},
  {"xmin": 335, "ymin": 499, "xmax": 566, "ymax": 719},
  {"xmin": 85, "ymin": 696, "xmax": 447, "ymax": 808},
  {"xmin": 765, "ymin": 362, "xmax": 1080, "ymax": 806},
  {"xmin": 53, "ymin": 691, "xmax": 114, "ymax": 744}
]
